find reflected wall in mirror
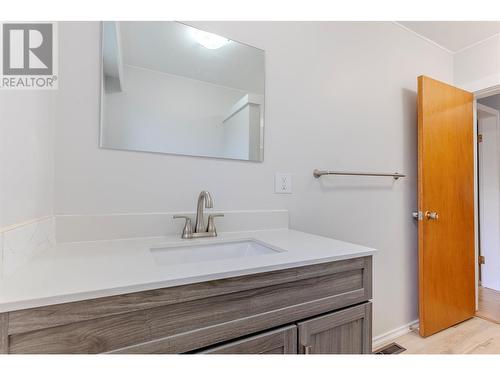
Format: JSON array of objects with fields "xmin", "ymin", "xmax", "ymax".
[{"xmin": 100, "ymin": 22, "xmax": 265, "ymax": 161}]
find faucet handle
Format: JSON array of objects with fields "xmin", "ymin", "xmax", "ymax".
[
  {"xmin": 173, "ymin": 215, "xmax": 193, "ymax": 239},
  {"xmin": 207, "ymin": 213, "xmax": 224, "ymax": 236}
]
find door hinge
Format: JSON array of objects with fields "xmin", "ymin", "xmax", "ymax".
[
  {"xmin": 478, "ymin": 134, "xmax": 483, "ymax": 143},
  {"xmin": 479, "ymin": 255, "xmax": 485, "ymax": 265}
]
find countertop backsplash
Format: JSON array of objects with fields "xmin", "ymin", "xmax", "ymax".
[
  {"xmin": 55, "ymin": 210, "xmax": 289, "ymax": 243},
  {"xmin": 1, "ymin": 217, "xmax": 55, "ymax": 278}
]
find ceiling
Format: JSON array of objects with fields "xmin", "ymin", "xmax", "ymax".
[
  {"xmin": 117, "ymin": 21, "xmax": 265, "ymax": 94},
  {"xmin": 398, "ymin": 21, "xmax": 500, "ymax": 53}
]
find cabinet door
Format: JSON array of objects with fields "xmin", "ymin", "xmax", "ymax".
[
  {"xmin": 200, "ymin": 325, "xmax": 297, "ymax": 354},
  {"xmin": 297, "ymin": 302, "xmax": 372, "ymax": 354}
]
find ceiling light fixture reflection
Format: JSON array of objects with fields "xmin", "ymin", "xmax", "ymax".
[{"xmin": 192, "ymin": 29, "xmax": 230, "ymax": 50}]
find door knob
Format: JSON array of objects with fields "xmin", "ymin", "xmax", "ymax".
[{"xmin": 425, "ymin": 211, "xmax": 439, "ymax": 220}]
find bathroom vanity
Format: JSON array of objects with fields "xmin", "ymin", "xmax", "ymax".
[{"xmin": 0, "ymin": 229, "xmax": 374, "ymax": 354}]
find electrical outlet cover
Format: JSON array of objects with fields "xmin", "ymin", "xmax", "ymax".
[{"xmin": 275, "ymin": 173, "xmax": 292, "ymax": 194}]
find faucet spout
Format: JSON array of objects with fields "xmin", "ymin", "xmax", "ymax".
[{"xmin": 195, "ymin": 191, "xmax": 213, "ymax": 233}]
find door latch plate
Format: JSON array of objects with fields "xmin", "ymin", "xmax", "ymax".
[{"xmin": 412, "ymin": 211, "xmax": 423, "ymax": 221}]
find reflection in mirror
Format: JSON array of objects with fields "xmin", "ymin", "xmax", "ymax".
[{"xmin": 100, "ymin": 22, "xmax": 265, "ymax": 161}]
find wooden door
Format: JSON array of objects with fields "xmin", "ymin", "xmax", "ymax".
[
  {"xmin": 297, "ymin": 303, "xmax": 372, "ymax": 354},
  {"xmin": 199, "ymin": 326, "xmax": 297, "ymax": 354},
  {"xmin": 417, "ymin": 76, "xmax": 475, "ymax": 337}
]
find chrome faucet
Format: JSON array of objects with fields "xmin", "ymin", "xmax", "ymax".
[
  {"xmin": 173, "ymin": 191, "xmax": 224, "ymax": 239},
  {"xmin": 195, "ymin": 191, "xmax": 213, "ymax": 233}
]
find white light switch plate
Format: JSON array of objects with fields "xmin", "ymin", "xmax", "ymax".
[{"xmin": 275, "ymin": 173, "xmax": 292, "ymax": 194}]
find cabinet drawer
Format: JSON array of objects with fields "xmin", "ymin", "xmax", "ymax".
[
  {"xmin": 199, "ymin": 325, "xmax": 297, "ymax": 354},
  {"xmin": 297, "ymin": 302, "xmax": 372, "ymax": 354}
]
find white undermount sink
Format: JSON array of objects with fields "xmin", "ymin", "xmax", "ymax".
[{"xmin": 150, "ymin": 239, "xmax": 284, "ymax": 266}]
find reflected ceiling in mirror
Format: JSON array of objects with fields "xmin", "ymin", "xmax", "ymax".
[{"xmin": 100, "ymin": 22, "xmax": 265, "ymax": 161}]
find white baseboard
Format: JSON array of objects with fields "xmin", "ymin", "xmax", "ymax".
[{"xmin": 372, "ymin": 320, "xmax": 419, "ymax": 350}]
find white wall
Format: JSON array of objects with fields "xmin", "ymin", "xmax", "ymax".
[
  {"xmin": 0, "ymin": 90, "xmax": 54, "ymax": 229},
  {"xmin": 54, "ymin": 21, "xmax": 453, "ymax": 337},
  {"xmin": 0, "ymin": 85, "xmax": 55, "ymax": 278},
  {"xmin": 454, "ymin": 34, "xmax": 500, "ymax": 92}
]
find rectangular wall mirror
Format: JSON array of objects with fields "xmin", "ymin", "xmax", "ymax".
[{"xmin": 100, "ymin": 21, "xmax": 265, "ymax": 161}]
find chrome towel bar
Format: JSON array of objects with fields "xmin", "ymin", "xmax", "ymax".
[{"xmin": 313, "ymin": 169, "xmax": 405, "ymax": 180}]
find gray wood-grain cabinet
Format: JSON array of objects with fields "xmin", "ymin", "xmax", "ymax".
[
  {"xmin": 298, "ymin": 302, "xmax": 372, "ymax": 354},
  {"xmin": 200, "ymin": 325, "xmax": 298, "ymax": 354},
  {"xmin": 0, "ymin": 256, "xmax": 372, "ymax": 354}
]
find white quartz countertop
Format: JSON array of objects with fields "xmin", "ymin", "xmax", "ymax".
[{"xmin": 0, "ymin": 229, "xmax": 376, "ymax": 313}]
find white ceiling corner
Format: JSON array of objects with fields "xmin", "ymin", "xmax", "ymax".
[{"xmin": 397, "ymin": 21, "xmax": 500, "ymax": 53}]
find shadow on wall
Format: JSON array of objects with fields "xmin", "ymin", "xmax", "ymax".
[
  {"xmin": 401, "ymin": 87, "xmax": 419, "ymax": 321},
  {"xmin": 401, "ymin": 87, "xmax": 418, "ymax": 187},
  {"xmin": 400, "ymin": 86, "xmax": 418, "ymax": 224}
]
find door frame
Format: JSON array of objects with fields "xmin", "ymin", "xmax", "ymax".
[
  {"xmin": 473, "ymin": 85, "xmax": 500, "ymax": 310},
  {"xmin": 476, "ymin": 103, "xmax": 500, "ymax": 292},
  {"xmin": 475, "ymin": 84, "xmax": 500, "ymax": 100},
  {"xmin": 415, "ymin": 82, "xmax": 498, "ymax": 323}
]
